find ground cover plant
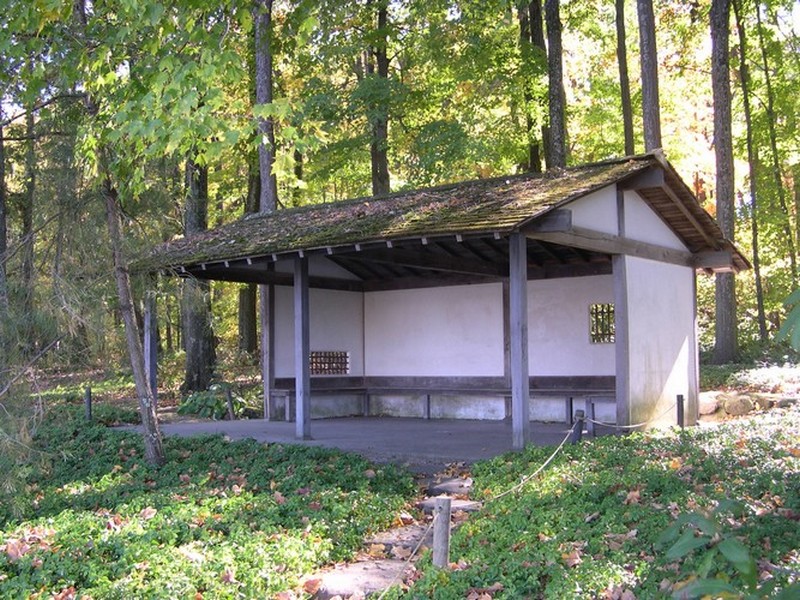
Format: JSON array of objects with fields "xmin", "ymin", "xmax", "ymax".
[
  {"xmin": 398, "ymin": 406, "xmax": 800, "ymax": 598},
  {"xmin": 0, "ymin": 406, "xmax": 415, "ymax": 598}
]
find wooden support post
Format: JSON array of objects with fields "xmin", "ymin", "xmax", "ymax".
[
  {"xmin": 571, "ymin": 410, "xmax": 585, "ymax": 444},
  {"xmin": 260, "ymin": 264, "xmax": 276, "ymax": 420},
  {"xmin": 613, "ymin": 255, "xmax": 630, "ymax": 427},
  {"xmin": 677, "ymin": 394, "xmax": 685, "ymax": 428},
  {"xmin": 143, "ymin": 291, "xmax": 158, "ymax": 407},
  {"xmin": 432, "ymin": 496, "xmax": 452, "ymax": 569},
  {"xmin": 84, "ymin": 387, "xmax": 92, "ymax": 421},
  {"xmin": 509, "ymin": 232, "xmax": 530, "ymax": 450},
  {"xmin": 294, "ymin": 256, "xmax": 311, "ymax": 440}
]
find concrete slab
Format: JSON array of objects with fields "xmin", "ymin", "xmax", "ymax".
[{"xmin": 149, "ymin": 417, "xmax": 571, "ymax": 472}]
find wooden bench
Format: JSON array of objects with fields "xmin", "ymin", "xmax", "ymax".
[{"xmin": 270, "ymin": 376, "xmax": 615, "ymax": 424}]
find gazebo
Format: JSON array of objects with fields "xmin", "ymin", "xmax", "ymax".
[{"xmin": 136, "ymin": 153, "xmax": 747, "ymax": 449}]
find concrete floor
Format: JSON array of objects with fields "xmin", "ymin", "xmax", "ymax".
[{"xmin": 155, "ymin": 417, "xmax": 574, "ymax": 472}]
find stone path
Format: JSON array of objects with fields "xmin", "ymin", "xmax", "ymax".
[{"xmin": 311, "ymin": 468, "xmax": 479, "ymax": 599}]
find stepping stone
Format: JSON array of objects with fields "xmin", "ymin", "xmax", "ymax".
[
  {"xmin": 427, "ymin": 476, "xmax": 473, "ymax": 496},
  {"xmin": 416, "ymin": 496, "xmax": 482, "ymax": 514},
  {"xmin": 314, "ymin": 558, "xmax": 411, "ymax": 599},
  {"xmin": 365, "ymin": 523, "xmax": 433, "ymax": 552}
]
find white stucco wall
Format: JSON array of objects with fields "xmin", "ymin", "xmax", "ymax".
[
  {"xmin": 568, "ymin": 185, "xmax": 619, "ymax": 234},
  {"xmin": 274, "ymin": 286, "xmax": 365, "ymax": 377},
  {"xmin": 618, "ymin": 256, "xmax": 697, "ymax": 427},
  {"xmin": 623, "ymin": 190, "xmax": 687, "ymax": 250},
  {"xmin": 528, "ymin": 275, "xmax": 615, "ymax": 375},
  {"xmin": 364, "ymin": 283, "xmax": 505, "ymax": 376}
]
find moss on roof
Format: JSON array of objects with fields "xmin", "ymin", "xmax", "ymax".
[{"xmin": 135, "ymin": 156, "xmax": 657, "ymax": 272}]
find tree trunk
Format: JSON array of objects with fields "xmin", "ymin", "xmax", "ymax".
[
  {"xmin": 711, "ymin": 0, "xmax": 737, "ymax": 364},
  {"xmin": 369, "ymin": 1, "xmax": 391, "ymax": 195},
  {"xmin": 529, "ymin": 0, "xmax": 550, "ymax": 170},
  {"xmin": 238, "ymin": 163, "xmax": 259, "ymax": 357},
  {"xmin": 254, "ymin": 0, "xmax": 278, "ymax": 213},
  {"xmin": 0, "ymin": 110, "xmax": 7, "ymax": 318},
  {"xmin": 101, "ymin": 174, "xmax": 165, "ymax": 466},
  {"xmin": 637, "ymin": 0, "xmax": 662, "ymax": 151},
  {"xmin": 544, "ymin": 0, "xmax": 567, "ymax": 169},
  {"xmin": 733, "ymin": 0, "xmax": 767, "ymax": 342},
  {"xmin": 616, "ymin": 0, "xmax": 635, "ymax": 156},
  {"xmin": 756, "ymin": 5, "xmax": 797, "ymax": 286},
  {"xmin": 517, "ymin": 4, "xmax": 542, "ymax": 173},
  {"xmin": 181, "ymin": 159, "xmax": 216, "ymax": 393},
  {"xmin": 22, "ymin": 107, "xmax": 36, "ymax": 327}
]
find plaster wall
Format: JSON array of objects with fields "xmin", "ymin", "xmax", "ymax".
[
  {"xmin": 364, "ymin": 283, "xmax": 505, "ymax": 376},
  {"xmin": 528, "ymin": 275, "xmax": 616, "ymax": 375},
  {"xmin": 274, "ymin": 286, "xmax": 365, "ymax": 378},
  {"xmin": 623, "ymin": 191, "xmax": 687, "ymax": 250},
  {"xmin": 568, "ymin": 185, "xmax": 619, "ymax": 234},
  {"xmin": 619, "ymin": 256, "xmax": 698, "ymax": 426}
]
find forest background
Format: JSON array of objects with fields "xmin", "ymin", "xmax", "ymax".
[{"xmin": 1, "ymin": 0, "xmax": 799, "ymax": 411}]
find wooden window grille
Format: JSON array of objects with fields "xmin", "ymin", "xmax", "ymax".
[
  {"xmin": 590, "ymin": 303, "xmax": 615, "ymax": 344},
  {"xmin": 310, "ymin": 351, "xmax": 350, "ymax": 375}
]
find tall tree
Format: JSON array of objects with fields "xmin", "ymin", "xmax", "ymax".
[
  {"xmin": 21, "ymin": 104, "xmax": 36, "ymax": 330},
  {"xmin": 238, "ymin": 163, "xmax": 259, "ymax": 357},
  {"xmin": 0, "ymin": 105, "xmax": 7, "ymax": 318},
  {"xmin": 255, "ymin": 0, "xmax": 278, "ymax": 213},
  {"xmin": 182, "ymin": 158, "xmax": 216, "ymax": 392},
  {"xmin": 711, "ymin": 0, "xmax": 736, "ymax": 364},
  {"xmin": 368, "ymin": 0, "xmax": 391, "ymax": 195},
  {"xmin": 544, "ymin": 0, "xmax": 567, "ymax": 168},
  {"xmin": 755, "ymin": 3, "xmax": 797, "ymax": 286},
  {"xmin": 732, "ymin": 0, "xmax": 767, "ymax": 342},
  {"xmin": 517, "ymin": 2, "xmax": 543, "ymax": 173},
  {"xmin": 637, "ymin": 0, "xmax": 662, "ymax": 151},
  {"xmin": 616, "ymin": 0, "xmax": 635, "ymax": 156}
]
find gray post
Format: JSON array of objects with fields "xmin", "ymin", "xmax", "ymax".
[
  {"xmin": 143, "ymin": 291, "xmax": 158, "ymax": 407},
  {"xmin": 294, "ymin": 256, "xmax": 311, "ymax": 440},
  {"xmin": 677, "ymin": 394, "xmax": 685, "ymax": 428},
  {"xmin": 508, "ymin": 232, "xmax": 530, "ymax": 450},
  {"xmin": 571, "ymin": 410, "xmax": 585, "ymax": 444},
  {"xmin": 432, "ymin": 496, "xmax": 452, "ymax": 568},
  {"xmin": 225, "ymin": 387, "xmax": 236, "ymax": 421},
  {"xmin": 84, "ymin": 387, "xmax": 92, "ymax": 421},
  {"xmin": 260, "ymin": 263, "xmax": 276, "ymax": 420}
]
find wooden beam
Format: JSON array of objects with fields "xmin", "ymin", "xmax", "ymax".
[
  {"xmin": 522, "ymin": 209, "xmax": 573, "ymax": 233},
  {"xmin": 339, "ymin": 248, "xmax": 507, "ymax": 277},
  {"xmin": 294, "ymin": 256, "xmax": 311, "ymax": 440},
  {"xmin": 143, "ymin": 290, "xmax": 158, "ymax": 406},
  {"xmin": 691, "ymin": 250, "xmax": 734, "ymax": 271},
  {"xmin": 527, "ymin": 226, "xmax": 693, "ymax": 267},
  {"xmin": 184, "ymin": 266, "xmax": 363, "ymax": 291},
  {"xmin": 509, "ymin": 232, "xmax": 530, "ymax": 449}
]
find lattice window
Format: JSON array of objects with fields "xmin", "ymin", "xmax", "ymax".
[
  {"xmin": 590, "ymin": 303, "xmax": 615, "ymax": 344},
  {"xmin": 310, "ymin": 351, "xmax": 350, "ymax": 375}
]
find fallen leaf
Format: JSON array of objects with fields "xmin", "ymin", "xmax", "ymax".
[
  {"xmin": 179, "ymin": 473, "xmax": 191, "ymax": 484},
  {"xmin": 562, "ymin": 550, "xmax": 583, "ymax": 568},
  {"xmin": 220, "ymin": 568, "xmax": 237, "ymax": 584},
  {"xmin": 668, "ymin": 458, "xmax": 683, "ymax": 470},
  {"xmin": 273, "ymin": 491, "xmax": 286, "ymax": 505},
  {"xmin": 367, "ymin": 543, "xmax": 386, "ymax": 557},
  {"xmin": 623, "ymin": 489, "xmax": 641, "ymax": 505},
  {"xmin": 585, "ymin": 512, "xmax": 600, "ymax": 523},
  {"xmin": 295, "ymin": 487, "xmax": 310, "ymax": 496},
  {"xmin": 2, "ymin": 539, "xmax": 30, "ymax": 562},
  {"xmin": 302, "ymin": 578, "xmax": 321, "ymax": 595},
  {"xmin": 364, "ymin": 469, "xmax": 376, "ymax": 479},
  {"xmin": 392, "ymin": 546, "xmax": 412, "ymax": 559},
  {"xmin": 308, "ymin": 501, "xmax": 322, "ymax": 510},
  {"xmin": 139, "ymin": 507, "xmax": 157, "ymax": 520}
]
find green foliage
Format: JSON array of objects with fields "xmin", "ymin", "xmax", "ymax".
[
  {"xmin": 177, "ymin": 383, "xmax": 247, "ymax": 420},
  {"xmin": 0, "ymin": 406, "xmax": 415, "ymax": 597},
  {"xmin": 399, "ymin": 407, "xmax": 800, "ymax": 598}
]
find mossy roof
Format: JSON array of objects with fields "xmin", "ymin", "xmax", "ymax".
[{"xmin": 137, "ymin": 156, "xmax": 664, "ymax": 273}]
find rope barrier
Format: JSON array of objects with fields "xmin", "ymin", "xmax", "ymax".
[
  {"xmin": 486, "ymin": 420, "xmax": 578, "ymax": 502},
  {"xmin": 583, "ymin": 402, "xmax": 678, "ymax": 430},
  {"xmin": 375, "ymin": 510, "xmax": 439, "ymax": 600}
]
